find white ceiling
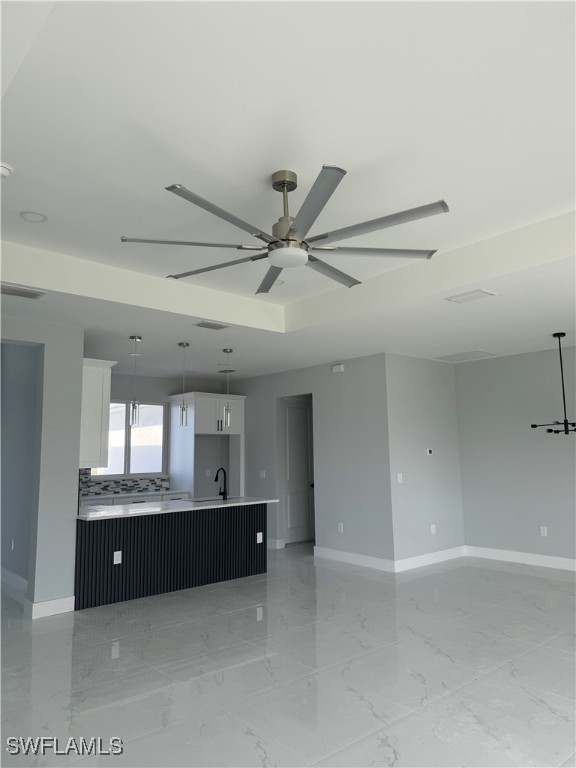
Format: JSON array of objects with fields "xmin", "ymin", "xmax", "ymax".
[{"xmin": 1, "ymin": 1, "xmax": 574, "ymax": 377}]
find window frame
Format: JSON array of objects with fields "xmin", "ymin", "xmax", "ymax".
[{"xmin": 91, "ymin": 400, "xmax": 169, "ymax": 478}]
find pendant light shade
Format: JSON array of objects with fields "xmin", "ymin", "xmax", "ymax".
[
  {"xmin": 129, "ymin": 335, "xmax": 142, "ymax": 426},
  {"xmin": 178, "ymin": 342, "xmax": 190, "ymax": 427},
  {"xmin": 222, "ymin": 348, "xmax": 233, "ymax": 428}
]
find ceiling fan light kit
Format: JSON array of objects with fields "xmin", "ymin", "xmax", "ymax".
[
  {"xmin": 267, "ymin": 241, "xmax": 309, "ymax": 268},
  {"xmin": 122, "ymin": 165, "xmax": 449, "ymax": 294}
]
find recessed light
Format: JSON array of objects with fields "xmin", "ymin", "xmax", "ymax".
[
  {"xmin": 19, "ymin": 211, "xmax": 48, "ymax": 223},
  {"xmin": 1, "ymin": 163, "xmax": 14, "ymax": 178},
  {"xmin": 274, "ymin": 280, "xmax": 285, "ymax": 286},
  {"xmin": 128, "ymin": 352, "xmax": 142, "ymax": 357}
]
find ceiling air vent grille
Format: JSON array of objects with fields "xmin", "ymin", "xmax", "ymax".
[
  {"xmin": 195, "ymin": 321, "xmax": 230, "ymax": 331},
  {"xmin": 444, "ymin": 289, "xmax": 496, "ymax": 303},
  {"xmin": 1, "ymin": 282, "xmax": 47, "ymax": 300},
  {"xmin": 436, "ymin": 351, "xmax": 497, "ymax": 363}
]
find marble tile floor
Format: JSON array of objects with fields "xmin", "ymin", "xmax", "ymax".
[{"xmin": 1, "ymin": 544, "xmax": 574, "ymax": 767}]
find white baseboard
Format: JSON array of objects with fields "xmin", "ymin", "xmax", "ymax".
[
  {"xmin": 26, "ymin": 596, "xmax": 75, "ymax": 619},
  {"xmin": 464, "ymin": 546, "xmax": 576, "ymax": 572},
  {"xmin": 1, "ymin": 567, "xmax": 28, "ymax": 593},
  {"xmin": 393, "ymin": 546, "xmax": 466, "ymax": 573},
  {"xmin": 268, "ymin": 538, "xmax": 285, "ymax": 549},
  {"xmin": 314, "ymin": 544, "xmax": 575, "ymax": 574},
  {"xmin": 314, "ymin": 546, "xmax": 395, "ymax": 572}
]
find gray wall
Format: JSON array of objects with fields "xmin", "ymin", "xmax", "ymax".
[
  {"xmin": 456, "ymin": 347, "xmax": 576, "ymax": 559},
  {"xmin": 194, "ymin": 435, "xmax": 230, "ymax": 498},
  {"xmin": 386, "ymin": 355, "xmax": 465, "ymax": 560},
  {"xmin": 1, "ymin": 316, "xmax": 84, "ymax": 603},
  {"xmin": 111, "ymin": 373, "xmax": 224, "ymax": 403},
  {"xmin": 235, "ymin": 354, "xmax": 395, "ymax": 559},
  {"xmin": 1, "ymin": 342, "xmax": 44, "ymax": 581}
]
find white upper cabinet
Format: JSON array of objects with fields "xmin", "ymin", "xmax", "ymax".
[
  {"xmin": 193, "ymin": 394, "xmax": 244, "ymax": 434},
  {"xmin": 79, "ymin": 359, "xmax": 116, "ymax": 468}
]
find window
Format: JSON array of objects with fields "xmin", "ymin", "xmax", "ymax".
[{"xmin": 91, "ymin": 403, "xmax": 166, "ymax": 476}]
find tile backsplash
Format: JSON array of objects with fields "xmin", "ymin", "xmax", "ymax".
[{"xmin": 79, "ymin": 468, "xmax": 169, "ymax": 497}]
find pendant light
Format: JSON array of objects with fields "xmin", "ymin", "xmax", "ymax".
[
  {"xmin": 178, "ymin": 342, "xmax": 190, "ymax": 427},
  {"xmin": 531, "ymin": 332, "xmax": 575, "ymax": 435},
  {"xmin": 129, "ymin": 335, "xmax": 142, "ymax": 426},
  {"xmin": 222, "ymin": 348, "xmax": 233, "ymax": 429}
]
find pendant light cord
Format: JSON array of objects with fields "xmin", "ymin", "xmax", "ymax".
[
  {"xmin": 558, "ymin": 334, "xmax": 568, "ymax": 422},
  {"xmin": 133, "ymin": 338, "xmax": 137, "ymax": 403},
  {"xmin": 182, "ymin": 344, "xmax": 186, "ymax": 400}
]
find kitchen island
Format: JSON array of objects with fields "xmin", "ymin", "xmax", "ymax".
[{"xmin": 75, "ymin": 497, "xmax": 278, "ymax": 610}]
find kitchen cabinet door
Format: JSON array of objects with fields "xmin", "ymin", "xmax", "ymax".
[
  {"xmin": 219, "ymin": 398, "xmax": 243, "ymax": 434},
  {"xmin": 194, "ymin": 396, "xmax": 219, "ymax": 434},
  {"xmin": 79, "ymin": 359, "xmax": 116, "ymax": 467}
]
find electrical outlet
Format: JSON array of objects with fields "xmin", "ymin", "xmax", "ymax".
[
  {"xmin": 427, "ymin": 449, "xmax": 433, "ymax": 455},
  {"xmin": 397, "ymin": 473, "xmax": 403, "ymax": 484},
  {"xmin": 338, "ymin": 522, "xmax": 344, "ymax": 533},
  {"xmin": 260, "ymin": 470, "xmax": 266, "ymax": 479},
  {"xmin": 256, "ymin": 606, "xmax": 263, "ymax": 622},
  {"xmin": 113, "ymin": 550, "xmax": 122, "ymax": 565},
  {"xmin": 540, "ymin": 526, "xmax": 548, "ymax": 538},
  {"xmin": 430, "ymin": 523, "xmax": 437, "ymax": 535},
  {"xmin": 256, "ymin": 531, "xmax": 263, "ymax": 543},
  {"xmin": 111, "ymin": 642, "xmax": 120, "ymax": 660},
  {"xmin": 205, "ymin": 469, "xmax": 211, "ymax": 477}
]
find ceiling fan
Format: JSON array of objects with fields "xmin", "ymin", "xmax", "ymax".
[{"xmin": 121, "ymin": 166, "xmax": 449, "ymax": 294}]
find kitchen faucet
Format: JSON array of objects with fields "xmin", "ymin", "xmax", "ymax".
[{"xmin": 214, "ymin": 467, "xmax": 228, "ymax": 502}]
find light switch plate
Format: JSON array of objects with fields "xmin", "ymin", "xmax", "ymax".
[
  {"xmin": 256, "ymin": 531, "xmax": 263, "ymax": 543},
  {"xmin": 397, "ymin": 473, "xmax": 404, "ymax": 484},
  {"xmin": 113, "ymin": 550, "xmax": 122, "ymax": 565}
]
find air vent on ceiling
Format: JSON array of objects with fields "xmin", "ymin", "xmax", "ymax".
[
  {"xmin": 444, "ymin": 289, "xmax": 496, "ymax": 303},
  {"xmin": 436, "ymin": 350, "xmax": 497, "ymax": 363},
  {"xmin": 195, "ymin": 321, "xmax": 230, "ymax": 331},
  {"xmin": 1, "ymin": 282, "xmax": 47, "ymax": 300}
]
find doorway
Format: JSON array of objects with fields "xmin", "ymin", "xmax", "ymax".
[{"xmin": 277, "ymin": 394, "xmax": 315, "ymax": 545}]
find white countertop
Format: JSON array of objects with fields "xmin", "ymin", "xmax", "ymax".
[{"xmin": 78, "ymin": 497, "xmax": 279, "ymax": 521}]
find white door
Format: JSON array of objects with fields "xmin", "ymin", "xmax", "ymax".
[{"xmin": 283, "ymin": 397, "xmax": 315, "ymax": 544}]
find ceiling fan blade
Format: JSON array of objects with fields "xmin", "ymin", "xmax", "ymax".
[
  {"xmin": 167, "ymin": 253, "xmax": 267, "ymax": 280},
  {"xmin": 306, "ymin": 255, "xmax": 361, "ymax": 288},
  {"xmin": 122, "ymin": 236, "xmax": 263, "ymax": 250},
  {"xmin": 166, "ymin": 184, "xmax": 274, "ymax": 243},
  {"xmin": 291, "ymin": 165, "xmax": 346, "ymax": 239},
  {"xmin": 256, "ymin": 265, "xmax": 283, "ymax": 294},
  {"xmin": 306, "ymin": 200, "xmax": 449, "ymax": 246},
  {"xmin": 310, "ymin": 246, "xmax": 436, "ymax": 260}
]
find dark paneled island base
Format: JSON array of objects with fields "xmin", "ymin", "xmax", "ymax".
[{"xmin": 75, "ymin": 503, "xmax": 267, "ymax": 609}]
